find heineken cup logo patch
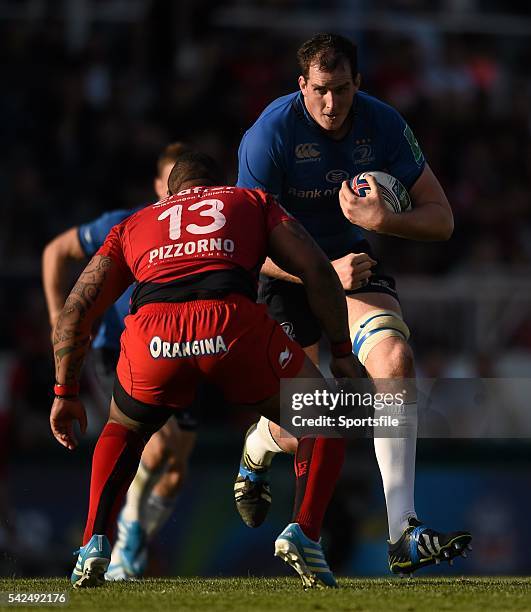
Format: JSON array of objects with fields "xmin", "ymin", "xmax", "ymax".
[{"xmin": 404, "ymin": 124, "xmax": 424, "ymax": 166}]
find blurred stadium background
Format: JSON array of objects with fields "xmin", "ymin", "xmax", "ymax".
[{"xmin": 1, "ymin": 0, "xmax": 531, "ymax": 579}]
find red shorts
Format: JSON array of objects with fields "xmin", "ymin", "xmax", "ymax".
[{"xmin": 116, "ymin": 294, "xmax": 305, "ymax": 409}]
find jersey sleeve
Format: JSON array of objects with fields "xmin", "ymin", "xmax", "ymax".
[
  {"xmin": 383, "ymin": 106, "xmax": 426, "ymax": 190},
  {"xmin": 78, "ymin": 209, "xmax": 132, "ymax": 257},
  {"xmin": 237, "ymin": 126, "xmax": 284, "ymax": 198},
  {"xmin": 95, "ymin": 222, "xmax": 134, "ymax": 285},
  {"xmin": 262, "ymin": 192, "xmax": 294, "ymax": 234}
]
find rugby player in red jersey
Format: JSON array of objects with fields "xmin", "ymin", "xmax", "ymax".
[
  {"xmin": 50, "ymin": 151, "xmax": 359, "ymax": 589},
  {"xmin": 43, "ymin": 142, "xmax": 197, "ymax": 580}
]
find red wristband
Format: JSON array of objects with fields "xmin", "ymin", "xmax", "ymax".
[
  {"xmin": 331, "ymin": 340, "xmax": 352, "ymax": 359},
  {"xmin": 54, "ymin": 383, "xmax": 80, "ymax": 398}
]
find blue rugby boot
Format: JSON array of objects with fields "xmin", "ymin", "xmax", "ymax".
[
  {"xmin": 234, "ymin": 423, "xmax": 272, "ymax": 528},
  {"xmin": 71, "ymin": 534, "xmax": 111, "ymax": 588},
  {"xmin": 388, "ymin": 517, "xmax": 472, "ymax": 576},
  {"xmin": 105, "ymin": 515, "xmax": 147, "ymax": 580},
  {"xmin": 274, "ymin": 523, "xmax": 337, "ymax": 589}
]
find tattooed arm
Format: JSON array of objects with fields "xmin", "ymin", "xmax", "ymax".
[
  {"xmin": 51, "ymin": 255, "xmax": 132, "ymax": 449},
  {"xmin": 53, "ymin": 255, "xmax": 130, "ymax": 384}
]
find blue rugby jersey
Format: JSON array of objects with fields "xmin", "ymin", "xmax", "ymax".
[
  {"xmin": 78, "ymin": 208, "xmax": 141, "ymax": 350},
  {"xmin": 237, "ymin": 91, "xmax": 425, "ymax": 259}
]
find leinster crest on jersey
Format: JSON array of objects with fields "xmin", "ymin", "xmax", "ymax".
[{"xmin": 352, "ymin": 139, "xmax": 375, "ymax": 166}]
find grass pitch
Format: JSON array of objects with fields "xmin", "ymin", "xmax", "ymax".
[{"xmin": 1, "ymin": 577, "xmax": 531, "ymax": 611}]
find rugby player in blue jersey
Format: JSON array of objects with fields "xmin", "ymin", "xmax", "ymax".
[
  {"xmin": 235, "ymin": 33, "xmax": 471, "ymax": 575},
  {"xmin": 42, "ymin": 142, "xmax": 196, "ymax": 580}
]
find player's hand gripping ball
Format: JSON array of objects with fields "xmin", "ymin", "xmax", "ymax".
[{"xmin": 351, "ymin": 171, "xmax": 411, "ymax": 213}]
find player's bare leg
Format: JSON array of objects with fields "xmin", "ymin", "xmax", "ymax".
[
  {"xmin": 347, "ymin": 292, "xmax": 471, "ymax": 573},
  {"xmin": 146, "ymin": 429, "xmax": 196, "ymax": 535}
]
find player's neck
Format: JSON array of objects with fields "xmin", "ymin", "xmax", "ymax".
[
  {"xmin": 179, "ymin": 179, "xmax": 216, "ymax": 191},
  {"xmin": 326, "ymin": 114, "xmax": 352, "ymax": 141}
]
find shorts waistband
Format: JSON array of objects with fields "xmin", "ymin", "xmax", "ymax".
[
  {"xmin": 136, "ymin": 293, "xmax": 249, "ymax": 314},
  {"xmin": 130, "ymin": 268, "xmax": 258, "ymax": 313}
]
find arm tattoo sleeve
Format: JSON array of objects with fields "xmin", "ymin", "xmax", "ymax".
[{"xmin": 53, "ymin": 255, "xmax": 113, "ymax": 384}]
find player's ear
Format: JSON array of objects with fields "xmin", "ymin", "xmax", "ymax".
[
  {"xmin": 354, "ymin": 73, "xmax": 361, "ymax": 89},
  {"xmin": 298, "ymin": 75, "xmax": 307, "ymax": 93}
]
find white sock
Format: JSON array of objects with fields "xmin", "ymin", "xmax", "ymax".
[
  {"xmin": 142, "ymin": 492, "xmax": 177, "ymax": 538},
  {"xmin": 121, "ymin": 462, "xmax": 159, "ymax": 523},
  {"xmin": 374, "ymin": 402, "xmax": 418, "ymax": 543},
  {"xmin": 243, "ymin": 416, "xmax": 282, "ymax": 469}
]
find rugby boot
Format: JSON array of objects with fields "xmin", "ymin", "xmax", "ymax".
[
  {"xmin": 105, "ymin": 514, "xmax": 147, "ymax": 580},
  {"xmin": 71, "ymin": 534, "xmax": 111, "ymax": 588},
  {"xmin": 274, "ymin": 523, "xmax": 337, "ymax": 589},
  {"xmin": 388, "ymin": 517, "xmax": 472, "ymax": 576},
  {"xmin": 234, "ymin": 423, "xmax": 272, "ymax": 528}
]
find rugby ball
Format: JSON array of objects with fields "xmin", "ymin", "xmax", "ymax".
[{"xmin": 351, "ymin": 171, "xmax": 412, "ymax": 213}]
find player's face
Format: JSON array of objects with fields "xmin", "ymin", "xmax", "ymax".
[
  {"xmin": 154, "ymin": 161, "xmax": 174, "ymax": 199},
  {"xmin": 299, "ymin": 60, "xmax": 359, "ymax": 137}
]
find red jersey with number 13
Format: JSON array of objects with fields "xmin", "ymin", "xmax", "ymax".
[{"xmin": 97, "ymin": 186, "xmax": 292, "ymax": 285}]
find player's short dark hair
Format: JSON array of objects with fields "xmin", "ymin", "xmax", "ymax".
[
  {"xmin": 156, "ymin": 141, "xmax": 190, "ymax": 177},
  {"xmin": 168, "ymin": 151, "xmax": 226, "ymax": 194},
  {"xmin": 297, "ymin": 33, "xmax": 358, "ymax": 80}
]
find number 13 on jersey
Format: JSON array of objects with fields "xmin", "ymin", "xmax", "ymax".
[{"xmin": 157, "ymin": 199, "xmax": 226, "ymax": 240}]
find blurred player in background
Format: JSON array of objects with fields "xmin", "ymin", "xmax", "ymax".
[
  {"xmin": 50, "ymin": 152, "xmax": 358, "ymax": 589},
  {"xmin": 236, "ymin": 32, "xmax": 472, "ymax": 574},
  {"xmin": 42, "ymin": 142, "xmax": 196, "ymax": 580}
]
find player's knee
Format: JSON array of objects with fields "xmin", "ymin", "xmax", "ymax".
[
  {"xmin": 350, "ymin": 309, "xmax": 410, "ymax": 368},
  {"xmin": 377, "ymin": 338, "xmax": 415, "ymax": 378}
]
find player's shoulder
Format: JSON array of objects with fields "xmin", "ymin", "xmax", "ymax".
[
  {"xmin": 232, "ymin": 187, "xmax": 290, "ymax": 220},
  {"xmin": 230, "ymin": 186, "xmax": 272, "ymax": 207},
  {"xmin": 122, "ymin": 200, "xmax": 159, "ymax": 225},
  {"xmin": 83, "ymin": 207, "xmax": 138, "ymax": 233},
  {"xmin": 78, "ymin": 207, "xmax": 140, "ymax": 253},
  {"xmin": 255, "ymin": 92, "xmax": 299, "ymax": 125},
  {"xmin": 245, "ymin": 92, "xmax": 299, "ymax": 140},
  {"xmin": 231, "ymin": 185, "xmax": 264, "ymax": 200}
]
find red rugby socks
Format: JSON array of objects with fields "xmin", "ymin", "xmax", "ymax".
[
  {"xmin": 82, "ymin": 422, "xmax": 146, "ymax": 545},
  {"xmin": 292, "ymin": 436, "xmax": 345, "ymax": 541}
]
